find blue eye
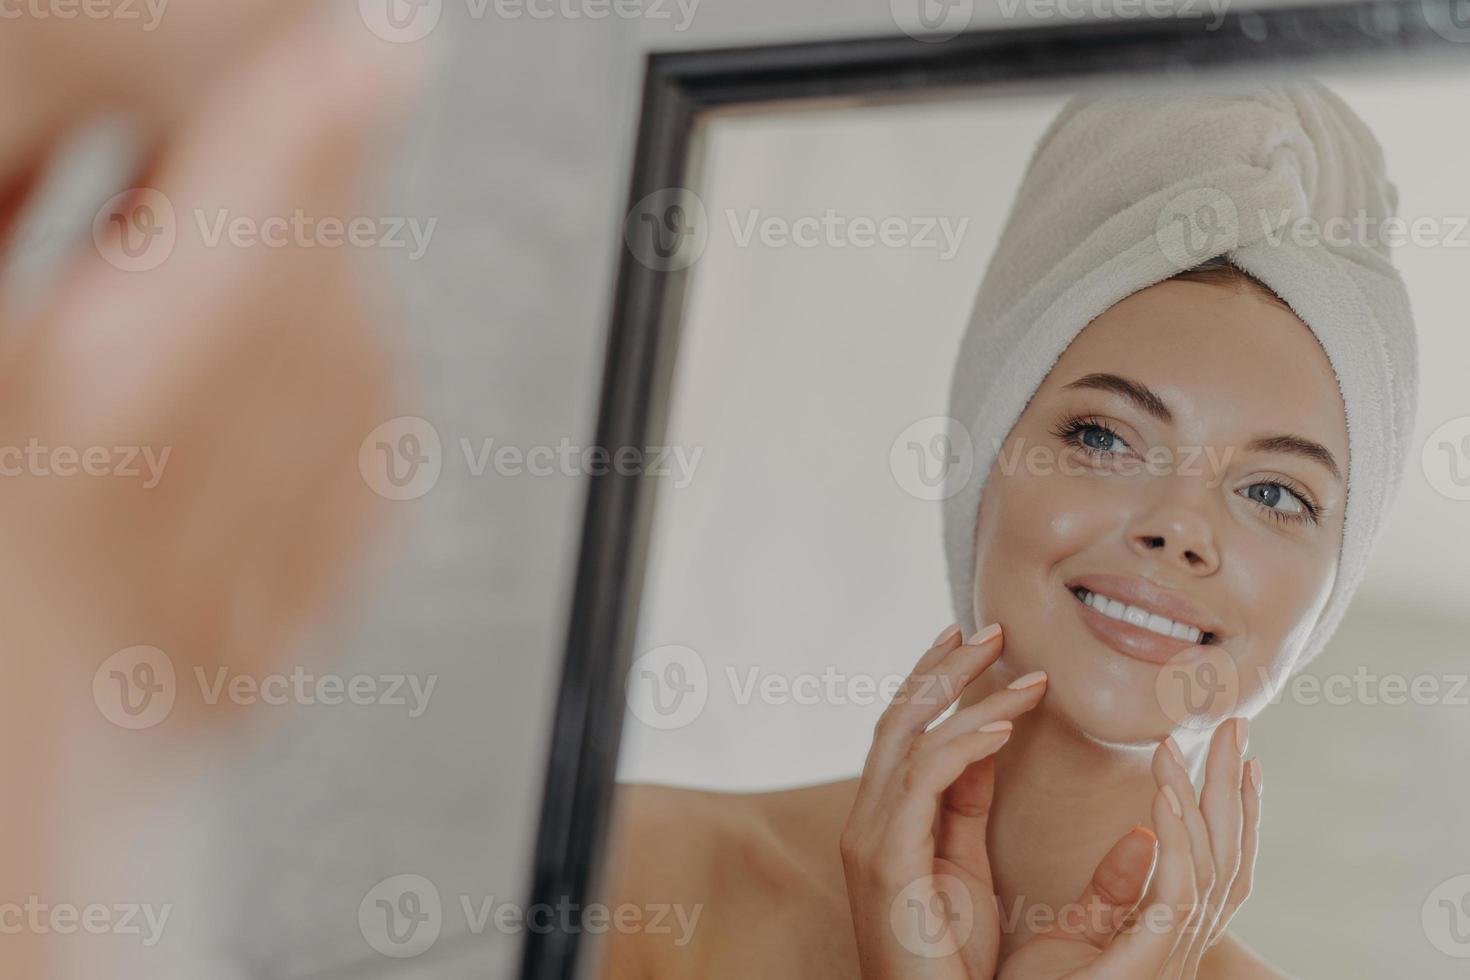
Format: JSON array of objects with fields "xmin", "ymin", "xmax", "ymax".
[
  {"xmin": 1051, "ymin": 415, "xmax": 1134, "ymax": 458},
  {"xmin": 1049, "ymin": 411, "xmax": 1325, "ymax": 527},
  {"xmin": 1239, "ymin": 481, "xmax": 1319, "ymax": 525},
  {"xmin": 1078, "ymin": 424, "xmax": 1127, "ymax": 454}
]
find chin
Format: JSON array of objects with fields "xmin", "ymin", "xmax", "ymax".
[
  {"xmin": 1035, "ymin": 654, "xmax": 1183, "ymax": 746},
  {"xmin": 998, "ymin": 609, "xmax": 1223, "ymax": 747},
  {"xmin": 991, "ymin": 570, "xmax": 1258, "ymax": 745}
]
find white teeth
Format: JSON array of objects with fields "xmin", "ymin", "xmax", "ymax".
[{"xmin": 1077, "ymin": 589, "xmax": 1204, "ymax": 644}]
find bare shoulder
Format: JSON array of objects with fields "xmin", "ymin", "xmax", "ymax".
[
  {"xmin": 595, "ymin": 784, "xmax": 729, "ymax": 979},
  {"xmin": 601, "ymin": 783, "xmax": 733, "ymax": 903},
  {"xmin": 1200, "ymin": 932, "xmax": 1297, "ymax": 980},
  {"xmin": 595, "ymin": 779, "xmax": 860, "ymax": 980}
]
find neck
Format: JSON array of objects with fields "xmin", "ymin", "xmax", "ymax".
[{"xmin": 960, "ymin": 669, "xmax": 1195, "ymax": 957}]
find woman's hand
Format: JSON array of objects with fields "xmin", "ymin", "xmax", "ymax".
[
  {"xmin": 841, "ymin": 622, "xmax": 1048, "ymax": 979},
  {"xmin": 0, "ymin": 3, "xmax": 419, "ymax": 717},
  {"xmin": 0, "ymin": 7, "xmax": 424, "ymax": 976},
  {"xmin": 997, "ymin": 719, "xmax": 1264, "ymax": 979}
]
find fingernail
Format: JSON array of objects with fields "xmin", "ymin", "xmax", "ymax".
[
  {"xmin": 1163, "ymin": 736, "xmax": 1186, "ymax": 768},
  {"xmin": 978, "ymin": 720, "xmax": 1013, "ymax": 734},
  {"xmin": 970, "ymin": 622, "xmax": 1002, "ymax": 645},
  {"xmin": 1233, "ymin": 717, "xmax": 1249, "ymax": 756},
  {"xmin": 1247, "ymin": 757, "xmax": 1263, "ymax": 797},
  {"xmin": 933, "ymin": 623, "xmax": 961, "ymax": 645},
  {"xmin": 1162, "ymin": 785, "xmax": 1183, "ymax": 818},
  {"xmin": 1006, "ymin": 670, "xmax": 1047, "ymax": 690},
  {"xmin": 1128, "ymin": 824, "xmax": 1158, "ymax": 845}
]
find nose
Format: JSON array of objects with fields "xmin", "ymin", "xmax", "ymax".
[{"xmin": 1126, "ymin": 490, "xmax": 1221, "ymax": 575}]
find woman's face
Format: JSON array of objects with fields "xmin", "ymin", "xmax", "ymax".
[{"xmin": 971, "ymin": 279, "xmax": 1348, "ymax": 745}]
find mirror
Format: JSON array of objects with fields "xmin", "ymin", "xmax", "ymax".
[{"xmin": 527, "ymin": 8, "xmax": 1470, "ymax": 979}]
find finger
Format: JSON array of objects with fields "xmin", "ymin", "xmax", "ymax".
[
  {"xmin": 1152, "ymin": 736, "xmax": 1216, "ymax": 943},
  {"xmin": 859, "ymin": 623, "xmax": 1004, "ymax": 811},
  {"xmin": 1047, "ymin": 825, "xmax": 1157, "ymax": 951},
  {"xmin": 882, "ymin": 723, "xmax": 1013, "ymax": 873},
  {"xmin": 0, "ymin": 0, "xmax": 313, "ymax": 188},
  {"xmin": 934, "ymin": 752, "xmax": 999, "ymax": 886},
  {"xmin": 892, "ymin": 625, "xmax": 1003, "ymax": 719},
  {"xmin": 910, "ymin": 622, "xmax": 966, "ymax": 683},
  {"xmin": 923, "ymin": 670, "xmax": 1047, "ymax": 751},
  {"xmin": 32, "ymin": 5, "xmax": 419, "ymax": 426},
  {"xmin": 1094, "ymin": 786, "xmax": 1195, "ymax": 977},
  {"xmin": 849, "ymin": 625, "xmax": 965, "ymax": 821},
  {"xmin": 13, "ymin": 8, "xmax": 419, "ymax": 670},
  {"xmin": 931, "ymin": 676, "xmax": 1047, "ymax": 877},
  {"xmin": 1182, "ymin": 718, "xmax": 1247, "ymax": 972},
  {"xmin": 930, "ymin": 621, "xmax": 962, "ymax": 650},
  {"xmin": 1208, "ymin": 756, "xmax": 1262, "ymax": 948}
]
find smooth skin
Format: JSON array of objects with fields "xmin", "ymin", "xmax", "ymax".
[
  {"xmin": 602, "ymin": 278, "xmax": 1347, "ymax": 979},
  {"xmin": 844, "ymin": 626, "xmax": 1263, "ymax": 980},
  {"xmin": 601, "ymin": 632, "xmax": 1273, "ymax": 980}
]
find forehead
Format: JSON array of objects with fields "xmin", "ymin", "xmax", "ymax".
[{"xmin": 1038, "ymin": 280, "xmax": 1348, "ymax": 457}]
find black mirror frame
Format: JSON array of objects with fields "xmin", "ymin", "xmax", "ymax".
[{"xmin": 518, "ymin": 4, "xmax": 1470, "ymax": 977}]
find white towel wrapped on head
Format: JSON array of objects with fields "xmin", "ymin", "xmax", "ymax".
[{"xmin": 943, "ymin": 81, "xmax": 1418, "ymax": 671}]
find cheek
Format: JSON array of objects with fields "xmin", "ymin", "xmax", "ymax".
[
  {"xmin": 971, "ymin": 459, "xmax": 1132, "ymax": 621},
  {"xmin": 1230, "ymin": 528, "xmax": 1340, "ymax": 696}
]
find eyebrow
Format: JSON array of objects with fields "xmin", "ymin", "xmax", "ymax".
[{"xmin": 1060, "ymin": 372, "xmax": 1344, "ymax": 483}]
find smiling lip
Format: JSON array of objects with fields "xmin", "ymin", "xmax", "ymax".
[{"xmin": 1064, "ymin": 573, "xmax": 1226, "ymax": 666}]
